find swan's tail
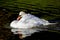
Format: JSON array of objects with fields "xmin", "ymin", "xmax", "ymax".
[{"xmin": 45, "ymin": 23, "xmax": 57, "ymax": 26}]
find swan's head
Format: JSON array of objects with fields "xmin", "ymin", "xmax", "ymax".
[{"xmin": 19, "ymin": 11, "xmax": 27, "ymax": 17}]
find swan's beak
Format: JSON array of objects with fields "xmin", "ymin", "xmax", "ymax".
[{"xmin": 17, "ymin": 15, "xmax": 21, "ymax": 21}]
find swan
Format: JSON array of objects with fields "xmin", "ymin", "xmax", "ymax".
[{"xmin": 10, "ymin": 11, "xmax": 56, "ymax": 38}]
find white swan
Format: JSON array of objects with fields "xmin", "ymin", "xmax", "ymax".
[{"xmin": 10, "ymin": 11, "xmax": 56, "ymax": 38}]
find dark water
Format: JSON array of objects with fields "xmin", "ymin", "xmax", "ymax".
[
  {"xmin": 0, "ymin": 7, "xmax": 60, "ymax": 40},
  {"xmin": 7, "ymin": 31, "xmax": 60, "ymax": 40}
]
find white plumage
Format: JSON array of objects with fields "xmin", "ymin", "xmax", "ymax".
[
  {"xmin": 10, "ymin": 14, "xmax": 51, "ymax": 28},
  {"xmin": 10, "ymin": 12, "xmax": 56, "ymax": 38}
]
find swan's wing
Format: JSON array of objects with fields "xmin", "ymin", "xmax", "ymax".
[{"xmin": 15, "ymin": 14, "xmax": 51, "ymax": 28}]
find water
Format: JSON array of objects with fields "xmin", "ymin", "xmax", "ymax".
[{"xmin": 0, "ymin": 1, "xmax": 60, "ymax": 39}]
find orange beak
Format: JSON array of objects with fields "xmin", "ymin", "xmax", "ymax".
[{"xmin": 17, "ymin": 15, "xmax": 21, "ymax": 21}]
